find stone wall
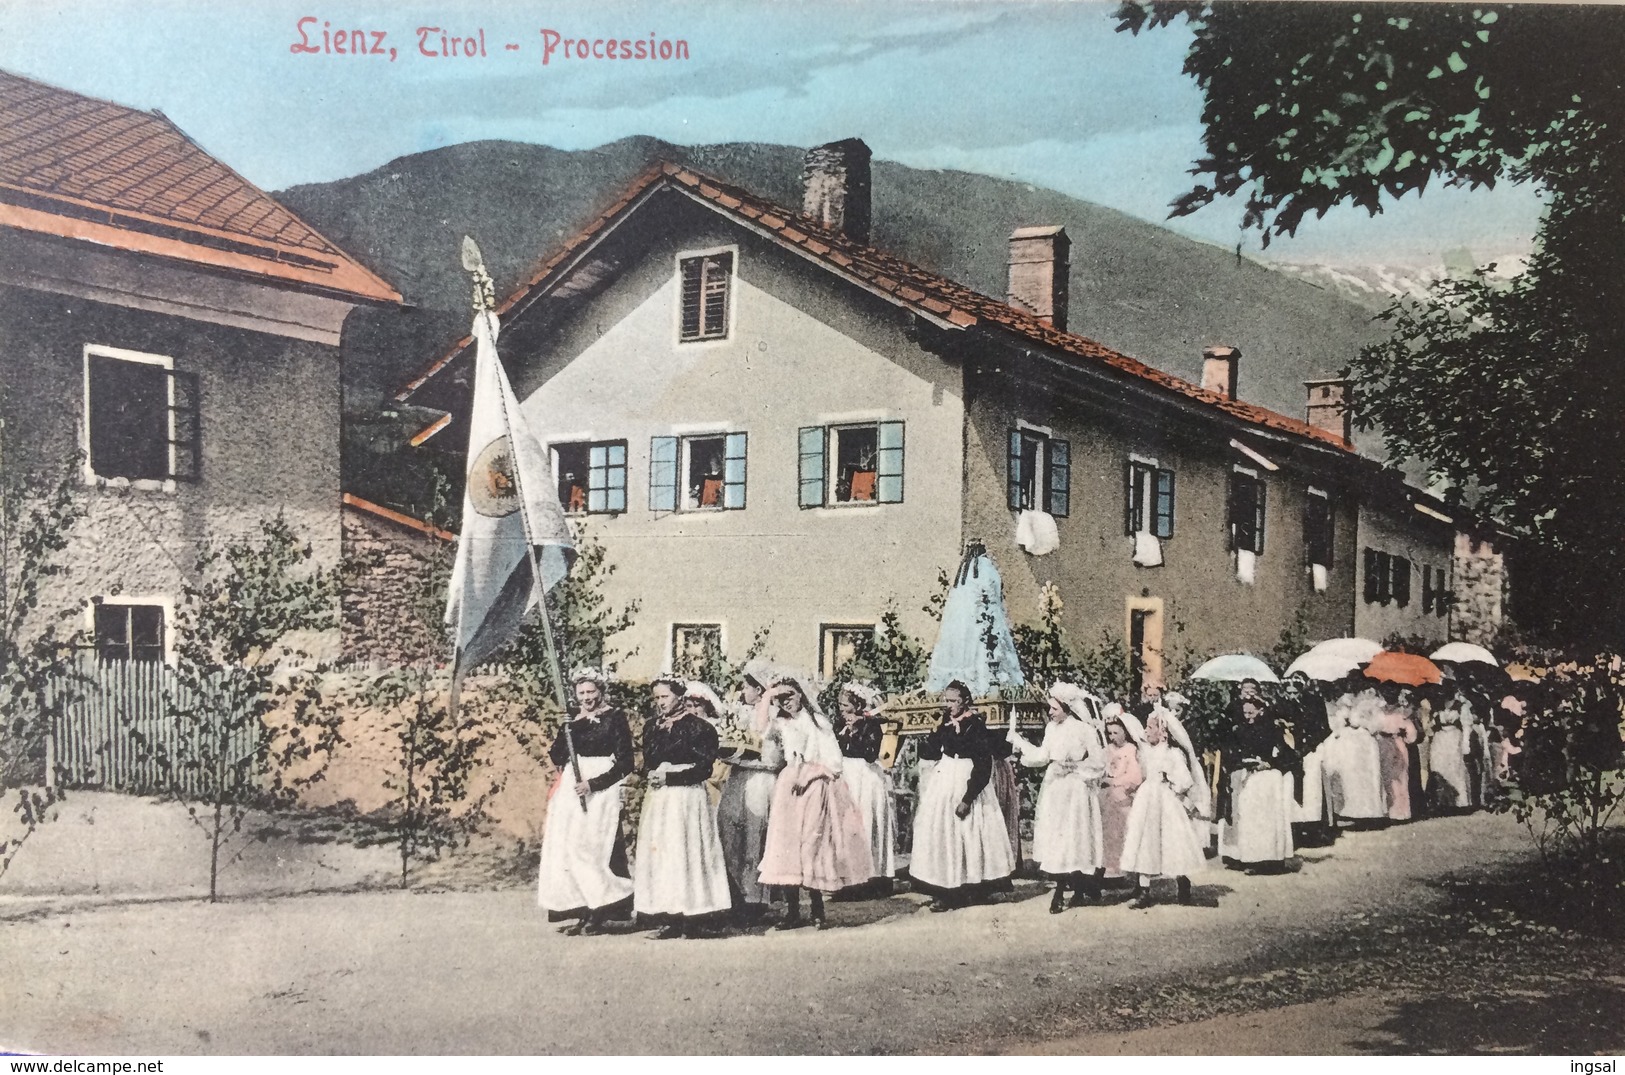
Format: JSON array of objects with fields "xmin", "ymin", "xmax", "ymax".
[
  {"xmin": 1452, "ymin": 531, "xmax": 1508, "ymax": 646},
  {"xmin": 340, "ymin": 503, "xmax": 450, "ymax": 666}
]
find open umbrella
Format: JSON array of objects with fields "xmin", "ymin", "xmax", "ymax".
[
  {"xmin": 1430, "ymin": 642, "xmax": 1498, "ymax": 666},
  {"xmin": 1304, "ymin": 637, "xmax": 1383, "ymax": 664},
  {"xmin": 1363, "ymin": 650, "xmax": 1443, "ymax": 686},
  {"xmin": 1284, "ymin": 649, "xmax": 1364, "ymax": 681},
  {"xmin": 1191, "ymin": 654, "xmax": 1279, "ymax": 683}
]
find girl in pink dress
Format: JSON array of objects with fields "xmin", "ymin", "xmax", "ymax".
[{"xmin": 1099, "ymin": 707, "xmax": 1144, "ymax": 880}]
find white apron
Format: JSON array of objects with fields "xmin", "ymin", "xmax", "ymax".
[
  {"xmin": 1292, "ymin": 744, "xmax": 1329, "ymax": 824},
  {"xmin": 910, "ymin": 757, "xmax": 1014, "ymax": 891},
  {"xmin": 633, "ymin": 772, "xmax": 732, "ymax": 918},
  {"xmin": 1429, "ymin": 725, "xmax": 1471, "ymax": 810},
  {"xmin": 840, "ymin": 759, "xmax": 897, "ymax": 879},
  {"xmin": 537, "ymin": 754, "xmax": 633, "ymax": 912},
  {"xmin": 1323, "ymin": 726, "xmax": 1386, "ymax": 820},
  {"xmin": 1220, "ymin": 768, "xmax": 1296, "ymax": 864}
]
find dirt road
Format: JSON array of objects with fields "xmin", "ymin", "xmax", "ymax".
[{"xmin": 0, "ymin": 812, "xmax": 1563, "ymax": 1054}]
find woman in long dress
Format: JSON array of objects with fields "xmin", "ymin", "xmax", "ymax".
[
  {"xmin": 836, "ymin": 682, "xmax": 896, "ymax": 887},
  {"xmin": 1427, "ymin": 687, "xmax": 1474, "ymax": 812},
  {"xmin": 1375, "ymin": 684, "xmax": 1421, "ymax": 821},
  {"xmin": 716, "ymin": 669, "xmax": 782, "ymax": 919},
  {"xmin": 756, "ymin": 676, "xmax": 873, "ymax": 929},
  {"xmin": 1098, "ymin": 705, "xmax": 1144, "ymax": 881},
  {"xmin": 1322, "ymin": 680, "xmax": 1387, "ymax": 824},
  {"xmin": 1120, "ymin": 707, "xmax": 1208, "ymax": 907},
  {"xmin": 1218, "ymin": 696, "xmax": 1299, "ymax": 870},
  {"xmin": 1008, "ymin": 683, "xmax": 1107, "ymax": 912},
  {"xmin": 1284, "ymin": 676, "xmax": 1335, "ymax": 842},
  {"xmin": 910, "ymin": 680, "xmax": 1015, "ymax": 911},
  {"xmin": 537, "ymin": 669, "xmax": 635, "ymax": 934},
  {"xmin": 634, "ymin": 678, "xmax": 732, "ymax": 939}
]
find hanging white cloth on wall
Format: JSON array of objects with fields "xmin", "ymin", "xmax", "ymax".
[
  {"xmin": 1015, "ymin": 510, "xmax": 1060, "ymax": 556},
  {"xmin": 1311, "ymin": 563, "xmax": 1329, "ymax": 592},
  {"xmin": 1236, "ymin": 548, "xmax": 1257, "ymax": 584},
  {"xmin": 1133, "ymin": 530, "xmax": 1164, "ymax": 567}
]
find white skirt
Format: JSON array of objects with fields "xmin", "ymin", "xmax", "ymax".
[
  {"xmin": 1119, "ymin": 780, "xmax": 1207, "ymax": 879},
  {"xmin": 1429, "ymin": 727, "xmax": 1470, "ymax": 810},
  {"xmin": 1292, "ymin": 745, "xmax": 1330, "ymax": 824},
  {"xmin": 1220, "ymin": 768, "xmax": 1295, "ymax": 864},
  {"xmin": 910, "ymin": 757, "xmax": 1014, "ymax": 891},
  {"xmin": 1323, "ymin": 729, "xmax": 1386, "ymax": 820},
  {"xmin": 717, "ymin": 765, "xmax": 776, "ymax": 904},
  {"xmin": 537, "ymin": 755, "xmax": 633, "ymax": 912},
  {"xmin": 840, "ymin": 759, "xmax": 897, "ymax": 879},
  {"xmin": 1030, "ymin": 770, "xmax": 1104, "ymax": 875},
  {"xmin": 633, "ymin": 783, "xmax": 731, "ymax": 917}
]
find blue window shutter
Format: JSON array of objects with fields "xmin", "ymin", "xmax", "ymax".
[
  {"xmin": 1046, "ymin": 438, "xmax": 1070, "ymax": 518},
  {"xmin": 1153, "ymin": 468, "xmax": 1175, "ymax": 538},
  {"xmin": 798, "ymin": 427, "xmax": 825, "ymax": 508},
  {"xmin": 723, "ymin": 432, "xmax": 747, "ymax": 509},
  {"xmin": 876, "ymin": 421, "xmax": 904, "ymax": 503},
  {"xmin": 649, "ymin": 436, "xmax": 678, "ymax": 512}
]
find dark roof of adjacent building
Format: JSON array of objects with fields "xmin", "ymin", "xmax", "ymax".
[
  {"xmin": 397, "ymin": 161, "xmax": 1353, "ymax": 455},
  {"xmin": 0, "ymin": 69, "xmax": 400, "ymax": 305}
]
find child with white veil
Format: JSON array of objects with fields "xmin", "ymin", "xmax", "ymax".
[
  {"xmin": 1008, "ymin": 682, "xmax": 1107, "ymax": 913},
  {"xmin": 1119, "ymin": 704, "xmax": 1209, "ymax": 908}
]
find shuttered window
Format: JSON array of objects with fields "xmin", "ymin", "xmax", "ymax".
[
  {"xmin": 802, "ymin": 422, "xmax": 904, "ymax": 508},
  {"xmin": 649, "ymin": 436, "xmax": 678, "ymax": 512},
  {"xmin": 1392, "ymin": 556, "xmax": 1412, "ymax": 608},
  {"xmin": 1125, "ymin": 460, "xmax": 1174, "ymax": 538},
  {"xmin": 1304, "ymin": 490, "xmax": 1334, "ymax": 568},
  {"xmin": 679, "ymin": 252, "xmax": 732, "ymax": 341},
  {"xmin": 1228, "ymin": 470, "xmax": 1266, "ymax": 554},
  {"xmin": 1008, "ymin": 428, "xmax": 1070, "ymax": 517},
  {"xmin": 798, "ymin": 427, "xmax": 826, "ymax": 508}
]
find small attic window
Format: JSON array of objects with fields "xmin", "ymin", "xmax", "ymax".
[{"xmin": 679, "ymin": 252, "xmax": 732, "ymax": 342}]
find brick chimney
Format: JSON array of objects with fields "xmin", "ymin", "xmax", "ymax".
[
  {"xmin": 1006, "ymin": 226, "xmax": 1070, "ymax": 331},
  {"xmin": 801, "ymin": 138, "xmax": 871, "ymax": 243},
  {"xmin": 1305, "ymin": 377, "xmax": 1352, "ymax": 441},
  {"xmin": 1202, "ymin": 345, "xmax": 1240, "ymax": 400}
]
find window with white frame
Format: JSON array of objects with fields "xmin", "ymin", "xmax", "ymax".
[
  {"xmin": 84, "ymin": 346, "xmax": 199, "ymax": 483},
  {"xmin": 1123, "ymin": 458, "xmax": 1174, "ymax": 538},
  {"xmin": 93, "ymin": 600, "xmax": 166, "ymax": 662},
  {"xmin": 820, "ymin": 623, "xmax": 875, "ymax": 680},
  {"xmin": 798, "ymin": 421, "xmax": 904, "ymax": 507},
  {"xmin": 1228, "ymin": 468, "xmax": 1267, "ymax": 554},
  {"xmin": 678, "ymin": 252, "xmax": 733, "ymax": 342},
  {"xmin": 671, "ymin": 623, "xmax": 723, "ymax": 680},
  {"xmin": 649, "ymin": 432, "xmax": 747, "ymax": 512},
  {"xmin": 553, "ymin": 440, "xmax": 627, "ymax": 515},
  {"xmin": 1007, "ymin": 428, "xmax": 1071, "ymax": 517}
]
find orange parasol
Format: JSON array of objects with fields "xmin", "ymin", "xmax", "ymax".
[{"xmin": 1362, "ymin": 650, "xmax": 1444, "ymax": 686}]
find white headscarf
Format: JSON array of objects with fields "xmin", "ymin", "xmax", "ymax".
[
  {"xmin": 684, "ymin": 681, "xmax": 727, "ymax": 725},
  {"xmin": 1102, "ymin": 702, "xmax": 1145, "ymax": 745},
  {"xmin": 842, "ymin": 681, "xmax": 883, "ymax": 716},
  {"xmin": 569, "ymin": 667, "xmax": 610, "ymax": 689}
]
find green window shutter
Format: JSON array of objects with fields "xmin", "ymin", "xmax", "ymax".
[
  {"xmin": 1009, "ymin": 430, "xmax": 1026, "ymax": 512},
  {"xmin": 678, "ymin": 258, "xmax": 702, "ymax": 340},
  {"xmin": 1252, "ymin": 479, "xmax": 1267, "ymax": 554},
  {"xmin": 798, "ymin": 427, "xmax": 826, "ymax": 508},
  {"xmin": 649, "ymin": 436, "xmax": 678, "ymax": 512},
  {"xmin": 723, "ymin": 432, "xmax": 748, "ymax": 510},
  {"xmin": 1124, "ymin": 460, "xmax": 1138, "ymax": 535},
  {"xmin": 1363, "ymin": 548, "xmax": 1380, "ymax": 603},
  {"xmin": 876, "ymin": 421, "xmax": 904, "ymax": 503},
  {"xmin": 1393, "ymin": 556, "xmax": 1412, "ymax": 607},
  {"xmin": 1154, "ymin": 467, "xmax": 1175, "ymax": 539},
  {"xmin": 1046, "ymin": 438, "xmax": 1070, "ymax": 518}
]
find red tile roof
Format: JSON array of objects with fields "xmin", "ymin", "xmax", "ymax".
[
  {"xmin": 398, "ymin": 161, "xmax": 1351, "ymax": 454},
  {"xmin": 0, "ymin": 70, "xmax": 399, "ymax": 305}
]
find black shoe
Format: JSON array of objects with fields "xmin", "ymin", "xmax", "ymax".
[
  {"xmin": 654, "ymin": 923, "xmax": 685, "ymax": 940},
  {"xmin": 774, "ymin": 914, "xmax": 806, "ymax": 931},
  {"xmin": 564, "ymin": 920, "xmax": 587, "ymax": 936},
  {"xmin": 1129, "ymin": 890, "xmax": 1155, "ymax": 910},
  {"xmin": 1049, "ymin": 887, "xmax": 1066, "ymax": 914},
  {"xmin": 928, "ymin": 898, "xmax": 954, "ymax": 913},
  {"xmin": 1177, "ymin": 877, "xmax": 1192, "ymax": 905}
]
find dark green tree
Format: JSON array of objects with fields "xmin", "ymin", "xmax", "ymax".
[{"xmin": 1117, "ymin": 2, "xmax": 1625, "ymax": 644}]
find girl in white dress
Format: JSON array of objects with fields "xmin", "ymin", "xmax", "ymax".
[
  {"xmin": 1427, "ymin": 688, "xmax": 1474, "ymax": 812},
  {"xmin": 1322, "ymin": 681, "xmax": 1388, "ymax": 824},
  {"xmin": 1120, "ymin": 708, "xmax": 1208, "ymax": 908},
  {"xmin": 716, "ymin": 669, "xmax": 782, "ymax": 917},
  {"xmin": 1009, "ymin": 683, "xmax": 1107, "ymax": 912}
]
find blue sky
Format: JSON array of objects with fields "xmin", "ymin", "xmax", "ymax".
[{"xmin": 0, "ymin": 0, "xmax": 1541, "ymax": 264}]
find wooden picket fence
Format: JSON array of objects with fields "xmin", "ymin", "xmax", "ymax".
[{"xmin": 47, "ymin": 658, "xmax": 255, "ymax": 797}]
